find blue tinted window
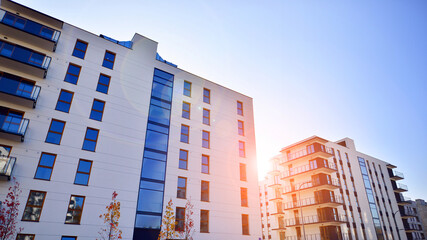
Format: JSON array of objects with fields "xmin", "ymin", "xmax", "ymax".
[
  {"xmin": 135, "ymin": 214, "xmax": 161, "ymax": 229},
  {"xmin": 147, "ymin": 122, "xmax": 169, "ymax": 134},
  {"xmin": 203, "ymin": 88, "xmax": 210, "ymax": 104},
  {"xmin": 182, "ymin": 102, "xmax": 190, "ymax": 119},
  {"xmin": 180, "ymin": 125, "xmax": 189, "ymax": 143},
  {"xmin": 61, "ymin": 237, "xmax": 77, "ymax": 240},
  {"xmin": 102, "ymin": 51, "xmax": 115, "ymax": 69},
  {"xmin": 145, "ymin": 130, "xmax": 168, "ymax": 152},
  {"xmin": 183, "ymin": 81, "xmax": 191, "ymax": 97},
  {"xmin": 140, "ymin": 181, "xmax": 164, "ymax": 191},
  {"xmin": 55, "ymin": 90, "xmax": 73, "ymax": 113},
  {"xmin": 64, "ymin": 64, "xmax": 81, "ymax": 84},
  {"xmin": 141, "ymin": 158, "xmax": 166, "ymax": 181},
  {"xmin": 179, "ymin": 149, "xmax": 188, "ymax": 170},
  {"xmin": 177, "ymin": 177, "xmax": 186, "ymax": 199},
  {"xmin": 148, "ymin": 105, "xmax": 170, "ymax": 126},
  {"xmin": 72, "ymin": 40, "xmax": 88, "ymax": 59},
  {"xmin": 151, "ymin": 82, "xmax": 172, "ymax": 102},
  {"xmin": 34, "ymin": 152, "xmax": 56, "ymax": 180},
  {"xmin": 150, "ymin": 97, "xmax": 171, "ymax": 110},
  {"xmin": 90, "ymin": 99, "xmax": 105, "ymax": 121},
  {"xmin": 96, "ymin": 74, "xmax": 110, "ymax": 94},
  {"xmin": 46, "ymin": 120, "xmax": 65, "ymax": 144},
  {"xmin": 153, "ymin": 76, "xmax": 173, "ymax": 87},
  {"xmin": 154, "ymin": 69, "xmax": 174, "ymax": 81},
  {"xmin": 82, "ymin": 128, "xmax": 99, "ymax": 151},
  {"xmin": 203, "ymin": 109, "xmax": 210, "ymax": 125},
  {"xmin": 202, "ymin": 131, "xmax": 210, "ymax": 149},
  {"xmin": 137, "ymin": 189, "xmax": 163, "ymax": 213},
  {"xmin": 144, "ymin": 150, "xmax": 167, "ymax": 161},
  {"xmin": 74, "ymin": 159, "xmax": 92, "ymax": 186}
]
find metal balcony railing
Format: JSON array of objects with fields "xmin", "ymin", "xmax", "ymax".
[
  {"xmin": 283, "ymin": 179, "xmax": 341, "ymax": 194},
  {"xmin": 282, "ymin": 162, "xmax": 337, "ymax": 178},
  {"xmin": 0, "ymin": 155, "xmax": 16, "ymax": 180},
  {"xmin": 284, "ymin": 214, "xmax": 347, "ymax": 227},
  {"xmin": 283, "ymin": 195, "xmax": 344, "ymax": 210},
  {"xmin": 284, "ymin": 146, "xmax": 333, "ymax": 163}
]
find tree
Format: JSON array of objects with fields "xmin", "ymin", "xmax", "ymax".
[
  {"xmin": 180, "ymin": 198, "xmax": 194, "ymax": 240},
  {"xmin": 98, "ymin": 191, "xmax": 122, "ymax": 240},
  {"xmin": 0, "ymin": 177, "xmax": 22, "ymax": 240},
  {"xmin": 158, "ymin": 199, "xmax": 178, "ymax": 240}
]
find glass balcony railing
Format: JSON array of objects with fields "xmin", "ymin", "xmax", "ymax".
[
  {"xmin": 0, "ymin": 113, "xmax": 29, "ymax": 141},
  {"xmin": 0, "ymin": 72, "xmax": 40, "ymax": 107},
  {"xmin": 282, "ymin": 162, "xmax": 337, "ymax": 178},
  {"xmin": 285, "ymin": 233, "xmax": 351, "ymax": 240},
  {"xmin": 283, "ymin": 179, "xmax": 341, "ymax": 194},
  {"xmin": 284, "ymin": 214, "xmax": 347, "ymax": 227},
  {"xmin": 392, "ymin": 170, "xmax": 404, "ymax": 179},
  {"xmin": 0, "ymin": 39, "xmax": 51, "ymax": 69},
  {"xmin": 283, "ymin": 145, "xmax": 333, "ymax": 164},
  {"xmin": 283, "ymin": 195, "xmax": 344, "ymax": 210},
  {"xmin": 0, "ymin": 155, "xmax": 16, "ymax": 180}
]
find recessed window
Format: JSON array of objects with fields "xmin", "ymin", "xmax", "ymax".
[
  {"xmin": 242, "ymin": 214, "xmax": 249, "ymax": 235},
  {"xmin": 238, "ymin": 120, "xmax": 244, "ymax": 136},
  {"xmin": 102, "ymin": 50, "xmax": 116, "ymax": 69},
  {"xmin": 203, "ymin": 108, "xmax": 210, "ymax": 125},
  {"xmin": 182, "ymin": 102, "xmax": 190, "ymax": 119},
  {"xmin": 183, "ymin": 81, "xmax": 191, "ymax": 97},
  {"xmin": 72, "ymin": 39, "xmax": 88, "ymax": 59},
  {"xmin": 45, "ymin": 119, "xmax": 65, "ymax": 145},
  {"xmin": 179, "ymin": 149, "xmax": 188, "ymax": 170},
  {"xmin": 200, "ymin": 210, "xmax": 209, "ymax": 233},
  {"xmin": 96, "ymin": 74, "xmax": 111, "ymax": 94},
  {"xmin": 175, "ymin": 207, "xmax": 185, "ymax": 232},
  {"xmin": 201, "ymin": 180, "xmax": 209, "ymax": 202},
  {"xmin": 16, "ymin": 234, "xmax": 35, "ymax": 240},
  {"xmin": 177, "ymin": 177, "xmax": 187, "ymax": 199},
  {"xmin": 240, "ymin": 163, "xmax": 247, "ymax": 181},
  {"xmin": 64, "ymin": 63, "xmax": 81, "ymax": 85},
  {"xmin": 180, "ymin": 124, "xmax": 189, "ymax": 143},
  {"xmin": 203, "ymin": 88, "xmax": 210, "ymax": 104},
  {"xmin": 82, "ymin": 128, "xmax": 99, "ymax": 152},
  {"xmin": 55, "ymin": 89, "xmax": 74, "ymax": 113},
  {"xmin": 89, "ymin": 99, "xmax": 105, "ymax": 121},
  {"xmin": 202, "ymin": 131, "xmax": 210, "ymax": 149},
  {"xmin": 34, "ymin": 152, "xmax": 56, "ymax": 181},
  {"xmin": 65, "ymin": 195, "xmax": 85, "ymax": 224},
  {"xmin": 74, "ymin": 159, "xmax": 92, "ymax": 186},
  {"xmin": 61, "ymin": 237, "xmax": 77, "ymax": 240},
  {"xmin": 239, "ymin": 141, "xmax": 246, "ymax": 157},
  {"xmin": 241, "ymin": 187, "xmax": 248, "ymax": 207},
  {"xmin": 202, "ymin": 155, "xmax": 209, "ymax": 174},
  {"xmin": 22, "ymin": 190, "xmax": 46, "ymax": 222},
  {"xmin": 237, "ymin": 101, "xmax": 243, "ymax": 116}
]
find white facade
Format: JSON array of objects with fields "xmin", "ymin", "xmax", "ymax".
[{"xmin": 0, "ymin": 1, "xmax": 261, "ymax": 239}]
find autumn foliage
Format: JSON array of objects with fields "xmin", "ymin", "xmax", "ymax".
[
  {"xmin": 181, "ymin": 198, "xmax": 195, "ymax": 240},
  {"xmin": 158, "ymin": 199, "xmax": 178, "ymax": 240},
  {"xmin": 0, "ymin": 178, "xmax": 22, "ymax": 240},
  {"xmin": 98, "ymin": 191, "xmax": 122, "ymax": 240}
]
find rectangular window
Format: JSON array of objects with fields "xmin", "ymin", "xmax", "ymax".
[
  {"xmin": 242, "ymin": 214, "xmax": 249, "ymax": 235},
  {"xmin": 179, "ymin": 149, "xmax": 188, "ymax": 170},
  {"xmin": 89, "ymin": 99, "xmax": 105, "ymax": 121},
  {"xmin": 175, "ymin": 207, "xmax": 185, "ymax": 232},
  {"xmin": 55, "ymin": 89, "xmax": 74, "ymax": 113},
  {"xmin": 201, "ymin": 180, "xmax": 209, "ymax": 202},
  {"xmin": 180, "ymin": 124, "xmax": 189, "ymax": 143},
  {"xmin": 16, "ymin": 234, "xmax": 35, "ymax": 240},
  {"xmin": 237, "ymin": 101, "xmax": 243, "ymax": 116},
  {"xmin": 239, "ymin": 141, "xmax": 246, "ymax": 157},
  {"xmin": 72, "ymin": 39, "xmax": 88, "ymax": 59},
  {"xmin": 102, "ymin": 50, "xmax": 116, "ymax": 69},
  {"xmin": 202, "ymin": 155, "xmax": 209, "ymax": 174},
  {"xmin": 45, "ymin": 119, "xmax": 65, "ymax": 145},
  {"xmin": 241, "ymin": 187, "xmax": 248, "ymax": 207},
  {"xmin": 203, "ymin": 108, "xmax": 210, "ymax": 125},
  {"xmin": 34, "ymin": 152, "xmax": 56, "ymax": 181},
  {"xmin": 177, "ymin": 177, "xmax": 187, "ymax": 199},
  {"xmin": 238, "ymin": 120, "xmax": 244, "ymax": 136},
  {"xmin": 202, "ymin": 131, "xmax": 210, "ymax": 149},
  {"xmin": 74, "ymin": 159, "xmax": 93, "ymax": 186},
  {"xmin": 182, "ymin": 102, "xmax": 190, "ymax": 119},
  {"xmin": 82, "ymin": 128, "xmax": 99, "ymax": 152},
  {"xmin": 96, "ymin": 74, "xmax": 111, "ymax": 94},
  {"xmin": 22, "ymin": 190, "xmax": 46, "ymax": 222},
  {"xmin": 240, "ymin": 163, "xmax": 247, "ymax": 181},
  {"xmin": 64, "ymin": 63, "xmax": 81, "ymax": 85},
  {"xmin": 203, "ymin": 88, "xmax": 210, "ymax": 104},
  {"xmin": 345, "ymin": 153, "xmax": 350, "ymax": 162},
  {"xmin": 200, "ymin": 210, "xmax": 209, "ymax": 233},
  {"xmin": 61, "ymin": 237, "xmax": 77, "ymax": 240},
  {"xmin": 183, "ymin": 81, "xmax": 191, "ymax": 97},
  {"xmin": 65, "ymin": 195, "xmax": 85, "ymax": 224}
]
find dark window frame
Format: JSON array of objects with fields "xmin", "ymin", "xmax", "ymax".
[
  {"xmin": 74, "ymin": 159, "xmax": 93, "ymax": 186},
  {"xmin": 45, "ymin": 119, "xmax": 66, "ymax": 145},
  {"xmin": 65, "ymin": 195, "xmax": 86, "ymax": 225},
  {"xmin": 179, "ymin": 149, "xmax": 188, "ymax": 170},
  {"xmin": 202, "ymin": 154, "xmax": 209, "ymax": 174},
  {"xmin": 177, "ymin": 176, "xmax": 187, "ymax": 199},
  {"xmin": 89, "ymin": 99, "xmax": 106, "ymax": 121},
  {"xmin": 55, "ymin": 89, "xmax": 74, "ymax": 113},
  {"xmin": 16, "ymin": 234, "xmax": 35, "ymax": 240},
  {"xmin": 238, "ymin": 120, "xmax": 244, "ymax": 136},
  {"xmin": 201, "ymin": 180, "xmax": 209, "ymax": 202},
  {"xmin": 64, "ymin": 63, "xmax": 81, "ymax": 85},
  {"xmin": 82, "ymin": 127, "xmax": 99, "ymax": 152},
  {"xmin": 102, "ymin": 50, "xmax": 116, "ymax": 69},
  {"xmin": 34, "ymin": 152, "xmax": 56, "ymax": 181},
  {"xmin": 175, "ymin": 207, "xmax": 185, "ymax": 232},
  {"xmin": 72, "ymin": 39, "xmax": 88, "ymax": 59},
  {"xmin": 96, "ymin": 73, "xmax": 111, "ymax": 94},
  {"xmin": 22, "ymin": 190, "xmax": 47, "ymax": 222},
  {"xmin": 241, "ymin": 187, "xmax": 248, "ymax": 207},
  {"xmin": 237, "ymin": 101, "xmax": 244, "ymax": 116},
  {"xmin": 203, "ymin": 88, "xmax": 211, "ymax": 104},
  {"xmin": 242, "ymin": 214, "xmax": 250, "ymax": 235},
  {"xmin": 200, "ymin": 209, "xmax": 209, "ymax": 233}
]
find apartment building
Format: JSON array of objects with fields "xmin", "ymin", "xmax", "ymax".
[
  {"xmin": 260, "ymin": 136, "xmax": 413, "ymax": 240},
  {"xmin": 0, "ymin": 1, "xmax": 261, "ymax": 239}
]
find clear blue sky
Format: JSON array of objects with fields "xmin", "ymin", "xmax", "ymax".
[{"xmin": 18, "ymin": 0, "xmax": 427, "ymax": 200}]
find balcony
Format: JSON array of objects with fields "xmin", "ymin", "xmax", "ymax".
[
  {"xmin": 283, "ymin": 195, "xmax": 344, "ymax": 210},
  {"xmin": 285, "ymin": 233, "xmax": 351, "ymax": 240},
  {"xmin": 0, "ymin": 71, "xmax": 40, "ymax": 108},
  {"xmin": 281, "ymin": 144, "xmax": 334, "ymax": 166},
  {"xmin": 268, "ymin": 168, "xmax": 281, "ymax": 176},
  {"xmin": 284, "ymin": 214, "xmax": 347, "ymax": 227},
  {"xmin": 401, "ymin": 208, "xmax": 417, "ymax": 219},
  {"xmin": 283, "ymin": 179, "xmax": 341, "ymax": 195},
  {"xmin": 0, "ymin": 155, "xmax": 16, "ymax": 180},
  {"xmin": 404, "ymin": 223, "xmax": 423, "ymax": 233},
  {"xmin": 393, "ymin": 183, "xmax": 408, "ymax": 193},
  {"xmin": 397, "ymin": 195, "xmax": 411, "ymax": 206},
  {"xmin": 281, "ymin": 162, "xmax": 337, "ymax": 179},
  {"xmin": 0, "ymin": 9, "xmax": 60, "ymax": 51},
  {"xmin": 0, "ymin": 113, "xmax": 29, "ymax": 142},
  {"xmin": 0, "ymin": 40, "xmax": 51, "ymax": 78},
  {"xmin": 390, "ymin": 170, "xmax": 404, "ymax": 181}
]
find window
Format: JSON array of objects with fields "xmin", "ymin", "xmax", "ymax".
[
  {"xmin": 240, "ymin": 163, "xmax": 247, "ymax": 181},
  {"xmin": 200, "ymin": 210, "xmax": 209, "ymax": 233},
  {"xmin": 237, "ymin": 101, "xmax": 243, "ymax": 115},
  {"xmin": 182, "ymin": 102, "xmax": 190, "ymax": 119},
  {"xmin": 175, "ymin": 207, "xmax": 185, "ymax": 232},
  {"xmin": 102, "ymin": 50, "xmax": 116, "ymax": 69},
  {"xmin": 74, "ymin": 159, "xmax": 92, "ymax": 186},
  {"xmin": 202, "ymin": 131, "xmax": 210, "ymax": 149},
  {"xmin": 89, "ymin": 99, "xmax": 105, "ymax": 121},
  {"xmin": 180, "ymin": 124, "xmax": 189, "ymax": 143},
  {"xmin": 241, "ymin": 187, "xmax": 248, "ymax": 207},
  {"xmin": 179, "ymin": 150, "xmax": 188, "ymax": 170},
  {"xmin": 177, "ymin": 177, "xmax": 187, "ymax": 199},
  {"xmin": 203, "ymin": 108, "xmax": 210, "ymax": 125},
  {"xmin": 242, "ymin": 214, "xmax": 249, "ymax": 235},
  {"xmin": 55, "ymin": 89, "xmax": 74, "ymax": 113},
  {"xmin": 22, "ymin": 190, "xmax": 46, "ymax": 221},
  {"xmin": 16, "ymin": 234, "xmax": 35, "ymax": 240},
  {"xmin": 238, "ymin": 120, "xmax": 244, "ymax": 136},
  {"xmin": 239, "ymin": 141, "xmax": 246, "ymax": 157},
  {"xmin": 203, "ymin": 88, "xmax": 210, "ymax": 104},
  {"xmin": 183, "ymin": 81, "xmax": 191, "ymax": 97},
  {"xmin": 34, "ymin": 152, "xmax": 56, "ymax": 180},
  {"xmin": 0, "ymin": 145, "xmax": 12, "ymax": 157},
  {"xmin": 45, "ymin": 119, "xmax": 65, "ymax": 145},
  {"xmin": 201, "ymin": 180, "xmax": 209, "ymax": 202},
  {"xmin": 65, "ymin": 195, "xmax": 85, "ymax": 224},
  {"xmin": 64, "ymin": 63, "xmax": 81, "ymax": 84},
  {"xmin": 72, "ymin": 39, "xmax": 88, "ymax": 59},
  {"xmin": 96, "ymin": 74, "xmax": 111, "ymax": 94},
  {"xmin": 202, "ymin": 155, "xmax": 209, "ymax": 174},
  {"xmin": 82, "ymin": 128, "xmax": 99, "ymax": 152},
  {"xmin": 61, "ymin": 237, "xmax": 77, "ymax": 240}
]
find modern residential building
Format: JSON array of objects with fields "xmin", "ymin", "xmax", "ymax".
[
  {"xmin": 260, "ymin": 136, "xmax": 413, "ymax": 240},
  {"xmin": 0, "ymin": 1, "xmax": 261, "ymax": 239},
  {"xmin": 260, "ymin": 177, "xmax": 273, "ymax": 240},
  {"xmin": 404, "ymin": 200, "xmax": 426, "ymax": 240}
]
